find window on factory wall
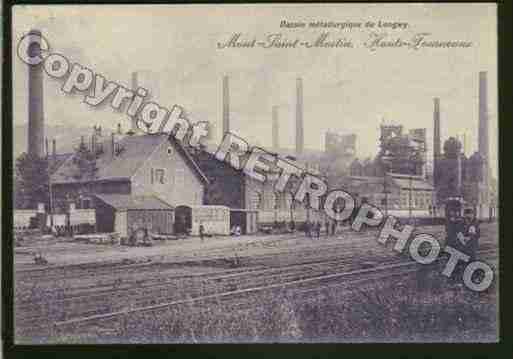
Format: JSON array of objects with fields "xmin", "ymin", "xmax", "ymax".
[
  {"xmin": 151, "ymin": 168, "xmax": 166, "ymax": 184},
  {"xmin": 400, "ymin": 193, "xmax": 408, "ymax": 208},
  {"xmin": 82, "ymin": 198, "xmax": 91, "ymax": 209},
  {"xmin": 154, "ymin": 169, "xmax": 166, "ymax": 184},
  {"xmin": 257, "ymin": 193, "xmax": 264, "ymax": 210},
  {"xmin": 77, "ymin": 196, "xmax": 91, "ymax": 209}
]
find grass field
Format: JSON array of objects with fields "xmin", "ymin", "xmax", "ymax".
[
  {"xmin": 50, "ymin": 270, "xmax": 498, "ymax": 343},
  {"xmin": 15, "ymin": 224, "xmax": 499, "ymax": 344}
]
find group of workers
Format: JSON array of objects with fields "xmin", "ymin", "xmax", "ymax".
[{"xmin": 302, "ymin": 220, "xmax": 339, "ymax": 239}]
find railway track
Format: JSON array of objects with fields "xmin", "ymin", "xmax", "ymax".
[
  {"xmin": 15, "ymin": 226, "xmax": 454, "ymax": 288},
  {"xmin": 15, "ymin": 252, "xmax": 406, "ymax": 325},
  {"xmin": 15, "ymin": 232, "xmax": 412, "ymax": 306},
  {"xmin": 15, "ymin": 243, "xmax": 497, "ymax": 335},
  {"xmin": 51, "ymin": 248, "xmax": 498, "ymax": 331},
  {"xmin": 14, "ymin": 232, "xmax": 385, "ymax": 282}
]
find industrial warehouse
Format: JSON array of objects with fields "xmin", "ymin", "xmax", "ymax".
[
  {"xmin": 11, "ymin": 3, "xmax": 499, "ymax": 346},
  {"xmin": 14, "ymin": 65, "xmax": 496, "ymax": 240}
]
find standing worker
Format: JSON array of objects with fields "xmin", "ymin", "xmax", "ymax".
[
  {"xmin": 446, "ymin": 207, "xmax": 466, "ymax": 280},
  {"xmin": 446, "ymin": 209, "xmax": 464, "ymax": 249},
  {"xmin": 199, "ymin": 222, "xmax": 205, "ymax": 242},
  {"xmin": 305, "ymin": 220, "xmax": 311, "ymax": 238},
  {"xmin": 462, "ymin": 208, "xmax": 480, "ymax": 260}
]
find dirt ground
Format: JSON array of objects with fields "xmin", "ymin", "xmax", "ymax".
[
  {"xmin": 15, "ymin": 224, "xmax": 469, "ymax": 270},
  {"xmin": 14, "ymin": 226, "xmax": 377, "ymax": 269}
]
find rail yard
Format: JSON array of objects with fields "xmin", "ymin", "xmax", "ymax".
[{"xmin": 14, "ymin": 223, "xmax": 498, "ymax": 343}]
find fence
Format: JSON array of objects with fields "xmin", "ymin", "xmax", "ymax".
[
  {"xmin": 13, "ymin": 210, "xmax": 38, "ymax": 230},
  {"xmin": 15, "ymin": 208, "xmax": 96, "ymax": 235}
]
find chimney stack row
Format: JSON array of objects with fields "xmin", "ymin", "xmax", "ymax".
[{"xmin": 296, "ymin": 77, "xmax": 304, "ymax": 155}]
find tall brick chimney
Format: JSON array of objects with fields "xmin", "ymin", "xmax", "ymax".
[
  {"xmin": 296, "ymin": 78, "xmax": 304, "ymax": 155},
  {"xmin": 433, "ymin": 98, "xmax": 441, "ymax": 160},
  {"xmin": 478, "ymin": 71, "xmax": 489, "ymax": 180},
  {"xmin": 433, "ymin": 97, "xmax": 441, "ymax": 190},
  {"xmin": 272, "ymin": 105, "xmax": 279, "ymax": 150},
  {"xmin": 478, "ymin": 71, "xmax": 490, "ymax": 215},
  {"xmin": 128, "ymin": 71, "xmax": 139, "ymax": 135},
  {"xmin": 27, "ymin": 29, "xmax": 45, "ymax": 157},
  {"xmin": 222, "ymin": 75, "xmax": 230, "ymax": 136}
]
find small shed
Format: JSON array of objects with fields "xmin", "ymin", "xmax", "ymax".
[
  {"xmin": 93, "ymin": 194, "xmax": 174, "ymax": 239},
  {"xmin": 230, "ymin": 209, "xmax": 258, "ymax": 235}
]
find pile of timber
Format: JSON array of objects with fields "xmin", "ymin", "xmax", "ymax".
[
  {"xmin": 149, "ymin": 233, "xmax": 178, "ymax": 241},
  {"xmin": 73, "ymin": 233, "xmax": 120, "ymax": 245}
]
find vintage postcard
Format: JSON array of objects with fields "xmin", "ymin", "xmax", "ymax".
[{"xmin": 11, "ymin": 3, "xmax": 498, "ymax": 344}]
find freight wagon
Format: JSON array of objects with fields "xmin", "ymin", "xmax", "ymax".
[{"xmin": 175, "ymin": 205, "xmax": 230, "ymax": 236}]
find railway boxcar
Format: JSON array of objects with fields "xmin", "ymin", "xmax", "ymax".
[{"xmin": 175, "ymin": 205, "xmax": 230, "ymax": 236}]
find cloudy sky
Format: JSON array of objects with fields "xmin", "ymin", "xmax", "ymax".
[{"xmin": 13, "ymin": 4, "xmax": 497, "ymax": 174}]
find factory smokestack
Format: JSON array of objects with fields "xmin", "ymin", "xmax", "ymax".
[
  {"xmin": 222, "ymin": 75, "xmax": 230, "ymax": 136},
  {"xmin": 433, "ymin": 98, "xmax": 441, "ymax": 160},
  {"xmin": 272, "ymin": 106, "xmax": 279, "ymax": 150},
  {"xmin": 128, "ymin": 71, "xmax": 139, "ymax": 134},
  {"xmin": 478, "ymin": 71, "xmax": 490, "ymax": 216},
  {"xmin": 478, "ymin": 71, "xmax": 489, "ymax": 171},
  {"xmin": 432, "ymin": 97, "xmax": 441, "ymax": 191},
  {"xmin": 296, "ymin": 78, "xmax": 304, "ymax": 155},
  {"xmin": 27, "ymin": 29, "xmax": 45, "ymax": 157}
]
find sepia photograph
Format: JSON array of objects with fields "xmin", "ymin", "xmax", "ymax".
[{"xmin": 9, "ymin": 3, "xmax": 498, "ymax": 344}]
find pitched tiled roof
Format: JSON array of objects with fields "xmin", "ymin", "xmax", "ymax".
[
  {"xmin": 189, "ymin": 149, "xmax": 244, "ymax": 180},
  {"xmin": 51, "ymin": 134, "xmax": 208, "ymax": 185},
  {"xmin": 172, "ymin": 139, "xmax": 210, "ymax": 185},
  {"xmin": 94, "ymin": 194, "xmax": 173, "ymax": 210}
]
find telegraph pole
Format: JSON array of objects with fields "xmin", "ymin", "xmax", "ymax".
[
  {"xmin": 381, "ymin": 156, "xmax": 392, "ymax": 216},
  {"xmin": 384, "ymin": 173, "xmax": 388, "ymax": 216},
  {"xmin": 48, "ymin": 141, "xmax": 54, "ymax": 228},
  {"xmin": 408, "ymin": 174, "xmax": 412, "ymax": 222}
]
